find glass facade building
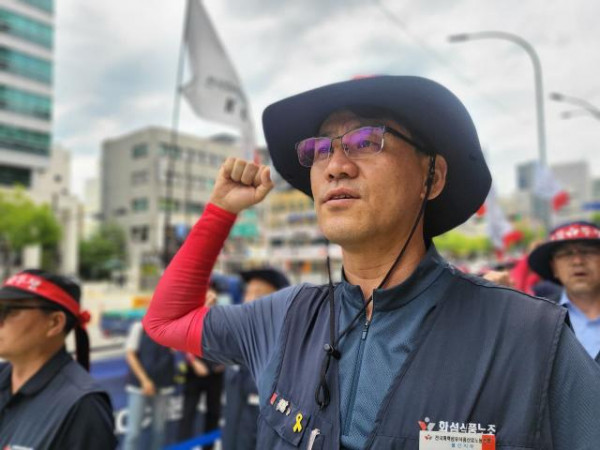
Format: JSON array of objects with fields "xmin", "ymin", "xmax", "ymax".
[{"xmin": 0, "ymin": 0, "xmax": 53, "ymax": 187}]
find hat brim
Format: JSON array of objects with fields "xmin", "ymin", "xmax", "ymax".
[
  {"xmin": 0, "ymin": 286, "xmax": 46, "ymax": 302},
  {"xmin": 262, "ymin": 76, "xmax": 491, "ymax": 238},
  {"xmin": 528, "ymin": 238, "xmax": 600, "ymax": 284}
]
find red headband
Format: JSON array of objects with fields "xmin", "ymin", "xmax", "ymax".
[
  {"xmin": 550, "ymin": 224, "xmax": 600, "ymax": 242},
  {"xmin": 4, "ymin": 273, "xmax": 90, "ymax": 327}
]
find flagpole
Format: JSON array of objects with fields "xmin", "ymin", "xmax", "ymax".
[{"xmin": 163, "ymin": 0, "xmax": 189, "ymax": 267}]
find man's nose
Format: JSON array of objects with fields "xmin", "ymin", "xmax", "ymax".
[{"xmin": 325, "ymin": 141, "xmax": 358, "ymax": 179}]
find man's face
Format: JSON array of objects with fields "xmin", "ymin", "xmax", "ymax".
[
  {"xmin": 244, "ymin": 279, "xmax": 277, "ymax": 303},
  {"xmin": 310, "ymin": 110, "xmax": 432, "ymax": 248},
  {"xmin": 550, "ymin": 242, "xmax": 600, "ymax": 297},
  {"xmin": 0, "ymin": 300, "xmax": 56, "ymax": 361}
]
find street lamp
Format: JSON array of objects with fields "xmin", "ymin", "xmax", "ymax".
[
  {"xmin": 549, "ymin": 92, "xmax": 600, "ymax": 121},
  {"xmin": 448, "ymin": 31, "xmax": 548, "ymax": 166},
  {"xmin": 449, "ymin": 31, "xmax": 551, "ymax": 229}
]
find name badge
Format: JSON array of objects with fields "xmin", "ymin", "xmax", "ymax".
[{"xmin": 419, "ymin": 431, "xmax": 496, "ymax": 450}]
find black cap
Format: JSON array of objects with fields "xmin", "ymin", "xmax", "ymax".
[{"xmin": 239, "ymin": 267, "xmax": 290, "ymax": 290}]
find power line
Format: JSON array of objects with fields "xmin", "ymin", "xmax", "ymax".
[{"xmin": 373, "ymin": 0, "xmax": 515, "ymax": 116}]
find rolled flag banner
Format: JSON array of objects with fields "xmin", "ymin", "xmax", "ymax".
[
  {"xmin": 181, "ymin": 0, "xmax": 255, "ymax": 159},
  {"xmin": 483, "ymin": 184, "xmax": 522, "ymax": 252},
  {"xmin": 533, "ymin": 163, "xmax": 570, "ymax": 211}
]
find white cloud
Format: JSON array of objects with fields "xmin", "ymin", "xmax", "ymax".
[{"xmin": 53, "ymin": 0, "xmax": 600, "ymax": 199}]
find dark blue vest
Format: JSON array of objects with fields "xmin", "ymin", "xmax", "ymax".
[
  {"xmin": 126, "ymin": 329, "xmax": 175, "ymax": 388},
  {"xmin": 0, "ymin": 349, "xmax": 112, "ymax": 450},
  {"xmin": 256, "ymin": 271, "xmax": 566, "ymax": 450},
  {"xmin": 223, "ymin": 365, "xmax": 260, "ymax": 450}
]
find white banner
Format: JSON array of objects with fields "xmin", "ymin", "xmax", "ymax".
[
  {"xmin": 485, "ymin": 184, "xmax": 513, "ymax": 250},
  {"xmin": 182, "ymin": 0, "xmax": 255, "ymax": 158}
]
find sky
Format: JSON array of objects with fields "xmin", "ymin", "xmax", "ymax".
[{"xmin": 53, "ymin": 0, "xmax": 600, "ymax": 199}]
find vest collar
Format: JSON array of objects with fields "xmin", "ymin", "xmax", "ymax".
[
  {"xmin": 339, "ymin": 244, "xmax": 447, "ymax": 312},
  {"xmin": 11, "ymin": 347, "xmax": 71, "ymax": 396}
]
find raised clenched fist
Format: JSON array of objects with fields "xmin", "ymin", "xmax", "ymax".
[{"xmin": 208, "ymin": 157, "xmax": 274, "ymax": 214}]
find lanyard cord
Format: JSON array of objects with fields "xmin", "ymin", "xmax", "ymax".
[{"xmin": 315, "ymin": 154, "xmax": 437, "ymax": 409}]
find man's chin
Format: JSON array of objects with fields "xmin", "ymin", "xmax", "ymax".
[{"xmin": 321, "ymin": 225, "xmax": 365, "ymax": 247}]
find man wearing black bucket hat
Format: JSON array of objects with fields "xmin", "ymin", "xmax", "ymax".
[
  {"xmin": 529, "ymin": 221, "xmax": 600, "ymax": 362},
  {"xmin": 0, "ymin": 269, "xmax": 116, "ymax": 449},
  {"xmin": 144, "ymin": 76, "xmax": 600, "ymax": 449}
]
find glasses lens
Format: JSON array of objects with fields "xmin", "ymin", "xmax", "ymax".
[
  {"xmin": 342, "ymin": 127, "xmax": 384, "ymax": 159},
  {"xmin": 297, "ymin": 137, "xmax": 332, "ymax": 167}
]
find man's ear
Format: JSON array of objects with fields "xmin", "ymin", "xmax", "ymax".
[
  {"xmin": 46, "ymin": 310, "xmax": 67, "ymax": 338},
  {"xmin": 425, "ymin": 154, "xmax": 447, "ymax": 201}
]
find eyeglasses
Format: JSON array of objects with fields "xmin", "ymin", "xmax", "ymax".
[
  {"xmin": 0, "ymin": 303, "xmax": 55, "ymax": 323},
  {"xmin": 296, "ymin": 125, "xmax": 426, "ymax": 168},
  {"xmin": 553, "ymin": 245, "xmax": 600, "ymax": 261}
]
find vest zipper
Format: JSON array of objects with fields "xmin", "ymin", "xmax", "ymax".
[{"xmin": 343, "ymin": 318, "xmax": 371, "ymax": 436}]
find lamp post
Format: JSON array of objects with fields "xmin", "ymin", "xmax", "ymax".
[
  {"xmin": 449, "ymin": 31, "xmax": 551, "ymax": 229},
  {"xmin": 550, "ymin": 92, "xmax": 600, "ymax": 121},
  {"xmin": 448, "ymin": 31, "xmax": 547, "ymax": 166}
]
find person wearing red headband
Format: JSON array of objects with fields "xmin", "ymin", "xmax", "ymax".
[
  {"xmin": 529, "ymin": 221, "xmax": 600, "ymax": 362},
  {"xmin": 0, "ymin": 269, "xmax": 116, "ymax": 449}
]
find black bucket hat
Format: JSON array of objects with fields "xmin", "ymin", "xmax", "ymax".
[
  {"xmin": 528, "ymin": 221, "xmax": 600, "ymax": 284},
  {"xmin": 262, "ymin": 75, "xmax": 491, "ymax": 238},
  {"xmin": 239, "ymin": 267, "xmax": 290, "ymax": 290}
]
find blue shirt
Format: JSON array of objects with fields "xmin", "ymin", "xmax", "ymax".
[
  {"xmin": 559, "ymin": 290, "xmax": 600, "ymax": 359},
  {"xmin": 202, "ymin": 246, "xmax": 600, "ymax": 449}
]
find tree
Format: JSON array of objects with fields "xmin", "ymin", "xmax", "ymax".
[
  {"xmin": 79, "ymin": 222, "xmax": 128, "ymax": 280},
  {"xmin": 0, "ymin": 188, "xmax": 61, "ymax": 278},
  {"xmin": 433, "ymin": 230, "xmax": 492, "ymax": 259}
]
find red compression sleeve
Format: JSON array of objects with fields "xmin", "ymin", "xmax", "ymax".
[{"xmin": 142, "ymin": 203, "xmax": 237, "ymax": 355}]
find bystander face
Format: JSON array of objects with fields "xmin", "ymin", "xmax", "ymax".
[{"xmin": 529, "ymin": 221, "xmax": 600, "ymax": 362}]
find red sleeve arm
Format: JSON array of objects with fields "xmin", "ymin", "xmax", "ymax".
[{"xmin": 142, "ymin": 203, "xmax": 237, "ymax": 355}]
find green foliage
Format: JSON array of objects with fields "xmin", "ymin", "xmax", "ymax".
[
  {"xmin": 0, "ymin": 188, "xmax": 61, "ymax": 274},
  {"xmin": 592, "ymin": 212, "xmax": 600, "ymax": 227},
  {"xmin": 79, "ymin": 222, "xmax": 128, "ymax": 280},
  {"xmin": 0, "ymin": 188, "xmax": 61, "ymax": 249},
  {"xmin": 433, "ymin": 230, "xmax": 492, "ymax": 258}
]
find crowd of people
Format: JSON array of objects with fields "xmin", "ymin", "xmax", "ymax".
[{"xmin": 0, "ymin": 75, "xmax": 599, "ymax": 449}]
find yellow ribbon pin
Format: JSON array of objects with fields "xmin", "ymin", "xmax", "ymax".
[{"xmin": 293, "ymin": 413, "xmax": 303, "ymax": 432}]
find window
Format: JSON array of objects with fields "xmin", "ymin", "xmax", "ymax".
[
  {"xmin": 132, "ymin": 144, "xmax": 148, "ymax": 159},
  {"xmin": 195, "ymin": 150, "xmax": 207, "ymax": 164},
  {"xmin": 18, "ymin": 0, "xmax": 53, "ymax": 13},
  {"xmin": 0, "ymin": 47, "xmax": 51, "ymax": 83},
  {"xmin": 185, "ymin": 201, "xmax": 205, "ymax": 214},
  {"xmin": 131, "ymin": 170, "xmax": 148, "ymax": 186},
  {"xmin": 159, "ymin": 143, "xmax": 181, "ymax": 159},
  {"xmin": 0, "ymin": 86, "xmax": 51, "ymax": 119},
  {"xmin": 0, "ymin": 124, "xmax": 49, "ymax": 155},
  {"xmin": 131, "ymin": 225, "xmax": 149, "ymax": 243},
  {"xmin": 209, "ymin": 153, "xmax": 222, "ymax": 167},
  {"xmin": 0, "ymin": 9, "xmax": 53, "ymax": 49},
  {"xmin": 131, "ymin": 198, "xmax": 148, "ymax": 212},
  {"xmin": 159, "ymin": 198, "xmax": 181, "ymax": 212},
  {"xmin": 0, "ymin": 164, "xmax": 30, "ymax": 187}
]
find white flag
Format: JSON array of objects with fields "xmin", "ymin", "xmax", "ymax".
[
  {"xmin": 485, "ymin": 184, "xmax": 513, "ymax": 250},
  {"xmin": 533, "ymin": 163, "xmax": 569, "ymax": 211},
  {"xmin": 182, "ymin": 0, "xmax": 255, "ymax": 158}
]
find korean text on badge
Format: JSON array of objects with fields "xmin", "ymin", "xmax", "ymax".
[{"xmin": 419, "ymin": 430, "xmax": 496, "ymax": 450}]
